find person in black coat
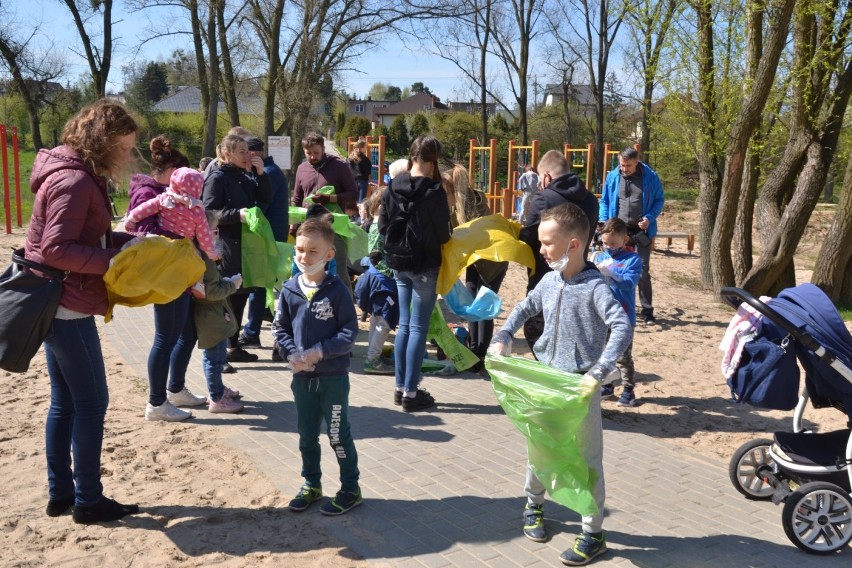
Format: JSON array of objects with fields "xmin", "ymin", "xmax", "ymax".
[
  {"xmin": 202, "ymin": 134, "xmax": 272, "ymax": 363},
  {"xmin": 519, "ymin": 150, "xmax": 598, "ymax": 351}
]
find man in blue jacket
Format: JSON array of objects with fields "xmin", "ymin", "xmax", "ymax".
[{"xmin": 599, "ymin": 148, "xmax": 665, "ymax": 324}]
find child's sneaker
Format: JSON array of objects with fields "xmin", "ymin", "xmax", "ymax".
[
  {"xmin": 223, "ymin": 385, "xmax": 241, "ymax": 399},
  {"xmin": 363, "ymin": 357, "xmax": 394, "ymax": 375},
  {"xmin": 617, "ymin": 388, "xmax": 637, "ymax": 407},
  {"xmin": 208, "ymin": 395, "xmax": 243, "ymax": 413},
  {"xmin": 522, "ymin": 503, "xmax": 547, "ymax": 542},
  {"xmin": 319, "ymin": 490, "xmax": 362, "ymax": 516},
  {"xmin": 402, "ymin": 389, "xmax": 435, "ymax": 412},
  {"xmin": 560, "ymin": 531, "xmax": 607, "ymax": 565},
  {"xmin": 600, "ymin": 384, "xmax": 616, "ymax": 401},
  {"xmin": 288, "ymin": 484, "xmax": 322, "ymax": 512}
]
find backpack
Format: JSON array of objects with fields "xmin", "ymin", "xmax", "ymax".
[{"xmin": 383, "ymin": 178, "xmax": 426, "ymax": 271}]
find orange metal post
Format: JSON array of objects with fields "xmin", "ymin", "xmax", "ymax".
[
  {"xmin": 563, "ymin": 143, "xmax": 571, "ymax": 160},
  {"xmin": 468, "ymin": 139, "xmax": 476, "ymax": 187},
  {"xmin": 502, "ymin": 186, "xmax": 513, "ymax": 219},
  {"xmin": 377, "ymin": 135, "xmax": 386, "ymax": 187},
  {"xmin": 12, "ymin": 127, "xmax": 21, "ymax": 227},
  {"xmin": 488, "ymin": 138, "xmax": 498, "ymax": 198},
  {"xmin": 587, "ymin": 143, "xmax": 595, "ymax": 188},
  {"xmin": 531, "ymin": 139, "xmax": 539, "ymax": 169},
  {"xmin": 347, "ymin": 137, "xmax": 354, "ymax": 153},
  {"xmin": 506, "ymin": 139, "xmax": 515, "ymax": 193}
]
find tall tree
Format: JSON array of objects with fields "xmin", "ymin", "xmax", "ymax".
[
  {"xmin": 491, "ymin": 0, "xmax": 546, "ymax": 144},
  {"xmin": 62, "ymin": 0, "xmax": 113, "ymax": 98},
  {"xmin": 812, "ymin": 148, "xmax": 852, "ymax": 303},
  {"xmin": 551, "ymin": 0, "xmax": 626, "ymax": 176}
]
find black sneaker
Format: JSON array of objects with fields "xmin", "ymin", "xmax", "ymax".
[
  {"xmin": 238, "ymin": 333, "xmax": 261, "ymax": 348},
  {"xmin": 227, "ymin": 348, "xmax": 259, "ymax": 363},
  {"xmin": 46, "ymin": 496, "xmax": 75, "ymax": 517},
  {"xmin": 523, "ymin": 503, "xmax": 547, "ymax": 542},
  {"xmin": 394, "ymin": 390, "xmax": 403, "ymax": 406},
  {"xmin": 222, "ymin": 363, "xmax": 237, "ymax": 374},
  {"xmin": 401, "ymin": 389, "xmax": 435, "ymax": 412},
  {"xmin": 288, "ymin": 484, "xmax": 322, "ymax": 512},
  {"xmin": 271, "ymin": 348, "xmax": 283, "ymax": 362},
  {"xmin": 560, "ymin": 531, "xmax": 607, "ymax": 565},
  {"xmin": 319, "ymin": 490, "xmax": 363, "ymax": 516},
  {"xmin": 71, "ymin": 496, "xmax": 139, "ymax": 524},
  {"xmin": 643, "ymin": 312, "xmax": 657, "ymax": 324}
]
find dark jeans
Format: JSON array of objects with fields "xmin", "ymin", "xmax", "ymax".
[
  {"xmin": 243, "ymin": 289, "xmax": 266, "ymax": 338},
  {"xmin": 148, "ymin": 293, "xmax": 196, "ymax": 406},
  {"xmin": 44, "ymin": 317, "xmax": 109, "ymax": 506},
  {"xmin": 465, "ymin": 261, "xmax": 509, "ymax": 358},
  {"xmin": 636, "ymin": 239, "xmax": 653, "ymax": 315},
  {"xmin": 291, "ymin": 375, "xmax": 360, "ymax": 493},
  {"xmin": 356, "ymin": 178, "xmax": 369, "ymax": 203}
]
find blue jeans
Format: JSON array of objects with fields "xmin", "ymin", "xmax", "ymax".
[
  {"xmin": 202, "ymin": 339, "xmax": 228, "ymax": 402},
  {"xmin": 393, "ymin": 267, "xmax": 439, "ymax": 392},
  {"xmin": 243, "ymin": 289, "xmax": 266, "ymax": 338},
  {"xmin": 356, "ymin": 178, "xmax": 369, "ymax": 203},
  {"xmin": 44, "ymin": 317, "xmax": 109, "ymax": 506},
  {"xmin": 291, "ymin": 375, "xmax": 360, "ymax": 493},
  {"xmin": 148, "ymin": 293, "xmax": 196, "ymax": 406}
]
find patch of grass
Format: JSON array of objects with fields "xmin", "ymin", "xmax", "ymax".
[
  {"xmin": 839, "ymin": 305, "xmax": 852, "ymax": 322},
  {"xmin": 667, "ymin": 270, "xmax": 703, "ymax": 289}
]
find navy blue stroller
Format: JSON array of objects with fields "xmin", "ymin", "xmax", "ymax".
[{"xmin": 723, "ymin": 284, "xmax": 852, "ymax": 555}]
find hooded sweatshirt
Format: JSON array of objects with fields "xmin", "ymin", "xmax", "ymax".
[
  {"xmin": 520, "ymin": 172, "xmax": 599, "ymax": 290},
  {"xmin": 24, "ymin": 146, "xmax": 121, "ymax": 316},
  {"xmin": 377, "ymin": 172, "xmax": 451, "ymax": 273},
  {"xmin": 500, "ymin": 263, "xmax": 633, "ymax": 375}
]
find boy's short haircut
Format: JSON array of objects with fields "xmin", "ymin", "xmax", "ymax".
[
  {"xmin": 600, "ymin": 217, "xmax": 628, "ymax": 236},
  {"xmin": 364, "ymin": 187, "xmax": 385, "ymax": 218},
  {"xmin": 297, "ymin": 217, "xmax": 336, "ymax": 247},
  {"xmin": 536, "ymin": 150, "xmax": 569, "ymax": 178},
  {"xmin": 198, "ymin": 156, "xmax": 213, "ymax": 171},
  {"xmin": 540, "ymin": 202, "xmax": 590, "ymax": 242}
]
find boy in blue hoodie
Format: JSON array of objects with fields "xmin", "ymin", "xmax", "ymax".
[
  {"xmin": 272, "ymin": 217, "xmax": 361, "ymax": 515},
  {"xmin": 489, "ymin": 202, "xmax": 632, "ymax": 566},
  {"xmin": 593, "ymin": 218, "xmax": 643, "ymax": 407}
]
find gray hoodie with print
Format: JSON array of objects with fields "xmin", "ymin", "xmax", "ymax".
[{"xmin": 500, "ymin": 263, "xmax": 632, "ymax": 375}]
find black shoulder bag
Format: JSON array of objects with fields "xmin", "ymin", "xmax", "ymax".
[{"xmin": 0, "ymin": 248, "xmax": 66, "ymax": 372}]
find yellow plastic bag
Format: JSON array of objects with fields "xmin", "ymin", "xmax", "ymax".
[
  {"xmin": 438, "ymin": 215, "xmax": 535, "ymax": 295},
  {"xmin": 103, "ymin": 236, "xmax": 205, "ymax": 322}
]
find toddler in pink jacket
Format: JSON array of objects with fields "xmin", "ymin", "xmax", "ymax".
[{"xmin": 125, "ymin": 167, "xmax": 219, "ymax": 261}]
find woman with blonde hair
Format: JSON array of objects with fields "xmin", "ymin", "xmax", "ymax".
[
  {"xmin": 25, "ymin": 99, "xmax": 140, "ymax": 523},
  {"xmin": 349, "ymin": 139, "xmax": 372, "ymax": 203},
  {"xmin": 442, "ymin": 163, "xmax": 509, "ymax": 369}
]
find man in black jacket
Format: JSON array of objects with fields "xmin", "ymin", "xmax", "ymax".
[{"xmin": 519, "ymin": 150, "xmax": 599, "ymax": 351}]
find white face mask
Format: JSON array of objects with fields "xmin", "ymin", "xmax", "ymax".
[
  {"xmin": 547, "ymin": 249, "xmax": 570, "ymax": 273},
  {"xmin": 296, "ymin": 257, "xmax": 327, "ymax": 276}
]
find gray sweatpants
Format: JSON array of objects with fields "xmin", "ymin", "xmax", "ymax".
[{"xmin": 524, "ymin": 390, "xmax": 605, "ymax": 534}]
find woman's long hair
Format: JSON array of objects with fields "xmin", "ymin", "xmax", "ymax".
[{"xmin": 62, "ymin": 99, "xmax": 138, "ymax": 177}]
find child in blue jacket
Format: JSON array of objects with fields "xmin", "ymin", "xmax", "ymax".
[
  {"xmin": 272, "ymin": 217, "xmax": 361, "ymax": 515},
  {"xmin": 592, "ymin": 218, "xmax": 643, "ymax": 407}
]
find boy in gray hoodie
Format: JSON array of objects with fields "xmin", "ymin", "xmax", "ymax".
[{"xmin": 489, "ymin": 202, "xmax": 632, "ymax": 566}]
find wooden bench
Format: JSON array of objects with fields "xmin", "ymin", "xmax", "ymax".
[{"xmin": 654, "ymin": 231, "xmax": 696, "ymax": 254}]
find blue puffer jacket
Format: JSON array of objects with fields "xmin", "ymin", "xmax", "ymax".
[
  {"xmin": 272, "ymin": 273, "xmax": 358, "ymax": 378},
  {"xmin": 599, "ymin": 162, "xmax": 665, "ymax": 238}
]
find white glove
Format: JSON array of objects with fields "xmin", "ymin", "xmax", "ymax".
[
  {"xmin": 487, "ymin": 330, "xmax": 513, "ymax": 356},
  {"xmin": 583, "ymin": 365, "xmax": 609, "ymax": 384},
  {"xmin": 239, "ymin": 208, "xmax": 248, "ymax": 223},
  {"xmin": 302, "ymin": 343, "xmax": 323, "ymax": 366},
  {"xmin": 223, "ymin": 273, "xmax": 243, "ymax": 289}
]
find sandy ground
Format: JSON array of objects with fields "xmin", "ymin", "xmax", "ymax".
[{"xmin": 1, "ymin": 206, "xmax": 849, "ymax": 566}]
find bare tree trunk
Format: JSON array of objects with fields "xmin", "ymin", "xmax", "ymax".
[
  {"xmin": 63, "ymin": 0, "xmax": 112, "ymax": 97},
  {"xmin": 709, "ymin": 0, "xmax": 795, "ymax": 292},
  {"xmin": 204, "ymin": 1, "xmax": 220, "ymax": 155},
  {"xmin": 479, "ymin": 0, "xmax": 492, "ymax": 143},
  {"xmin": 812, "ymin": 148, "xmax": 852, "ymax": 302},
  {"xmin": 215, "ymin": 0, "xmax": 240, "ymax": 127},
  {"xmin": 0, "ymin": 38, "xmax": 44, "ymax": 149}
]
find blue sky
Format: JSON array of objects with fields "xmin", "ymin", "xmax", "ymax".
[{"xmin": 7, "ymin": 1, "xmax": 468, "ymax": 101}]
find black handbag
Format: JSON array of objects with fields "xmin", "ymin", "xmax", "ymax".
[{"xmin": 0, "ymin": 248, "xmax": 66, "ymax": 372}]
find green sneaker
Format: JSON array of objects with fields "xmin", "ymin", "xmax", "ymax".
[
  {"xmin": 560, "ymin": 531, "xmax": 607, "ymax": 565},
  {"xmin": 288, "ymin": 484, "xmax": 322, "ymax": 512},
  {"xmin": 319, "ymin": 490, "xmax": 363, "ymax": 516},
  {"xmin": 363, "ymin": 357, "xmax": 394, "ymax": 375},
  {"xmin": 522, "ymin": 503, "xmax": 547, "ymax": 542}
]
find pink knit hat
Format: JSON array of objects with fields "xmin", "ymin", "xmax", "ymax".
[{"xmin": 170, "ymin": 167, "xmax": 204, "ymax": 199}]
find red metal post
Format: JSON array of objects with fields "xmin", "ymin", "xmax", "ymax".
[{"xmin": 1, "ymin": 125, "xmax": 11, "ymax": 234}]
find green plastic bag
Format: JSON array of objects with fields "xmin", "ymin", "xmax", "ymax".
[
  {"xmin": 287, "ymin": 206, "xmax": 366, "ymax": 262},
  {"xmin": 303, "ymin": 185, "xmax": 343, "ymax": 214},
  {"xmin": 427, "ymin": 306, "xmax": 480, "ymax": 371},
  {"xmin": 241, "ymin": 207, "xmax": 281, "ymax": 309},
  {"xmin": 486, "ymin": 354, "xmax": 600, "ymax": 516}
]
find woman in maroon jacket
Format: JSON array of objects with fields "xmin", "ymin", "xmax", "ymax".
[{"xmin": 25, "ymin": 100, "xmax": 140, "ymax": 524}]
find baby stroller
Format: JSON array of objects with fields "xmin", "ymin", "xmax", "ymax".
[{"xmin": 723, "ymin": 284, "xmax": 852, "ymax": 555}]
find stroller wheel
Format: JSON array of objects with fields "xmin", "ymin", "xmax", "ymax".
[
  {"xmin": 782, "ymin": 481, "xmax": 852, "ymax": 555},
  {"xmin": 729, "ymin": 438, "xmax": 775, "ymax": 500}
]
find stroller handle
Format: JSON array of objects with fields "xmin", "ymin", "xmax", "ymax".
[{"xmin": 720, "ymin": 287, "xmax": 824, "ymax": 354}]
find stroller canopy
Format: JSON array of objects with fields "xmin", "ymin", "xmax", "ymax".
[{"xmin": 767, "ymin": 283, "xmax": 852, "ymax": 420}]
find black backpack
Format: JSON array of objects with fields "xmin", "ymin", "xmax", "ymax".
[{"xmin": 383, "ymin": 183, "xmax": 425, "ymax": 272}]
